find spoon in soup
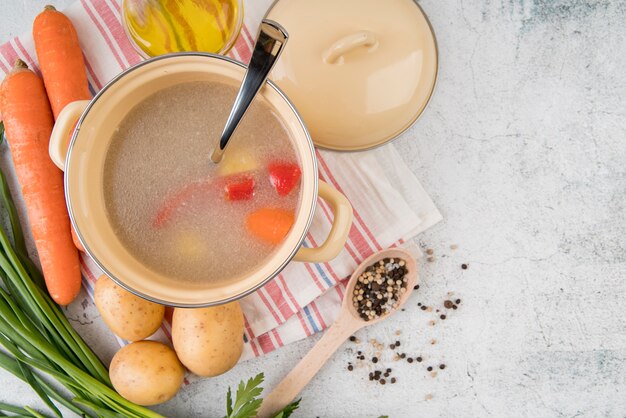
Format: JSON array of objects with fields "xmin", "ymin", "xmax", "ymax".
[
  {"xmin": 256, "ymin": 248, "xmax": 419, "ymax": 418},
  {"xmin": 210, "ymin": 20, "xmax": 289, "ymax": 164}
]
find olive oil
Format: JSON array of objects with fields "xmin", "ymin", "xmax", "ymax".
[{"xmin": 123, "ymin": 0, "xmax": 243, "ymax": 57}]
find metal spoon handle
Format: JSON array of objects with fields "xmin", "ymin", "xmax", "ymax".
[{"xmin": 210, "ymin": 20, "xmax": 289, "ymax": 163}]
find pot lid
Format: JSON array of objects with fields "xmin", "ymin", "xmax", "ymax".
[{"xmin": 266, "ymin": 0, "xmax": 438, "ymax": 151}]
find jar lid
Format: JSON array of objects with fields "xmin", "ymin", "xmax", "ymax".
[{"xmin": 266, "ymin": 0, "xmax": 438, "ymax": 151}]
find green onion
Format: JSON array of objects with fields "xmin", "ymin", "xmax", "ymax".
[{"xmin": 0, "ymin": 165, "xmax": 163, "ymax": 418}]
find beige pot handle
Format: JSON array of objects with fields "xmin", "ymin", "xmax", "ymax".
[
  {"xmin": 293, "ymin": 181, "xmax": 353, "ymax": 263},
  {"xmin": 323, "ymin": 30, "xmax": 378, "ymax": 64},
  {"xmin": 49, "ymin": 100, "xmax": 90, "ymax": 170}
]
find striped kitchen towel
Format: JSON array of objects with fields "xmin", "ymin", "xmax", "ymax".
[{"xmin": 0, "ymin": 0, "xmax": 441, "ymax": 360}]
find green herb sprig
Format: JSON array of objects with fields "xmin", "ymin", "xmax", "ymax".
[{"xmin": 225, "ymin": 373, "xmax": 300, "ymax": 418}]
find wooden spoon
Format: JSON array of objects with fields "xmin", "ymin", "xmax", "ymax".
[{"xmin": 257, "ymin": 248, "xmax": 419, "ymax": 417}]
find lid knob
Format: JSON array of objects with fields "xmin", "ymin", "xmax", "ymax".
[{"xmin": 323, "ymin": 30, "xmax": 378, "ymax": 65}]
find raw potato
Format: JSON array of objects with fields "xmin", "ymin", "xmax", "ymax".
[
  {"xmin": 95, "ymin": 275, "xmax": 164, "ymax": 341},
  {"xmin": 172, "ymin": 302, "xmax": 244, "ymax": 377},
  {"xmin": 110, "ymin": 341, "xmax": 184, "ymax": 405}
]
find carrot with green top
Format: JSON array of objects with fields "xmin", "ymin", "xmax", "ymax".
[{"xmin": 0, "ymin": 60, "xmax": 81, "ymax": 305}]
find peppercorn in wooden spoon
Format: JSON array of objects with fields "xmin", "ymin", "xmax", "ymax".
[{"xmin": 257, "ymin": 248, "xmax": 419, "ymax": 417}]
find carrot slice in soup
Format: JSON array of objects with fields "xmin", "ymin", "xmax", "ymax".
[{"xmin": 246, "ymin": 208, "xmax": 295, "ymax": 244}]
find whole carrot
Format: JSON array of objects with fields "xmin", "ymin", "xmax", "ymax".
[
  {"xmin": 33, "ymin": 5, "xmax": 90, "ymax": 252},
  {"xmin": 33, "ymin": 5, "xmax": 91, "ymax": 119},
  {"xmin": 0, "ymin": 60, "xmax": 81, "ymax": 305}
]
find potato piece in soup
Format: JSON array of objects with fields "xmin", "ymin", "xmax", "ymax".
[{"xmin": 172, "ymin": 302, "xmax": 244, "ymax": 377}]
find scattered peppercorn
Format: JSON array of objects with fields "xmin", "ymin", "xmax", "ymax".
[
  {"xmin": 408, "ymin": 358, "xmax": 414, "ymax": 363},
  {"xmin": 416, "ymin": 356, "xmax": 423, "ymax": 362},
  {"xmin": 347, "ymin": 365, "xmax": 354, "ymax": 371},
  {"xmin": 400, "ymin": 353, "xmax": 406, "ymax": 359},
  {"xmin": 395, "ymin": 341, "xmax": 401, "ymax": 346},
  {"xmin": 413, "ymin": 284, "xmax": 420, "ymax": 290},
  {"xmin": 417, "ymin": 302, "xmax": 422, "ymax": 306},
  {"xmin": 391, "ymin": 377, "xmax": 397, "ymax": 384},
  {"xmin": 372, "ymin": 357, "xmax": 378, "ymax": 364},
  {"xmin": 349, "ymin": 336, "xmax": 356, "ymax": 342},
  {"xmin": 440, "ymin": 314, "xmax": 446, "ymax": 320},
  {"xmin": 452, "ymin": 305, "xmax": 458, "ymax": 310},
  {"xmin": 380, "ymin": 379, "xmax": 386, "ymax": 385},
  {"xmin": 420, "ymin": 305, "xmax": 427, "ymax": 311},
  {"xmin": 456, "ymin": 299, "xmax": 461, "ymax": 304},
  {"xmin": 461, "ymin": 264, "xmax": 468, "ymax": 270},
  {"xmin": 439, "ymin": 364, "xmax": 446, "ymax": 370},
  {"xmin": 427, "ymin": 366, "xmax": 433, "ymax": 371}
]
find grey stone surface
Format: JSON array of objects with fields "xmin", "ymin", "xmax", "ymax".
[{"xmin": 0, "ymin": 0, "xmax": 625, "ymax": 417}]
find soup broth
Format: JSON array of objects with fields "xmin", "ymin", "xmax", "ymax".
[{"xmin": 103, "ymin": 81, "xmax": 301, "ymax": 284}]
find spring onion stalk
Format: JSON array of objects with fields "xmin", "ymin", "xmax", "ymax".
[{"xmin": 0, "ymin": 164, "xmax": 163, "ymax": 417}]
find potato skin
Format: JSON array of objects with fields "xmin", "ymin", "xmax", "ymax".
[
  {"xmin": 109, "ymin": 341, "xmax": 184, "ymax": 405},
  {"xmin": 95, "ymin": 275, "xmax": 164, "ymax": 341},
  {"xmin": 172, "ymin": 302, "xmax": 244, "ymax": 377}
]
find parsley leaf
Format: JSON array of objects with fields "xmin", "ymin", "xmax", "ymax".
[
  {"xmin": 224, "ymin": 374, "xmax": 302, "ymax": 418},
  {"xmin": 272, "ymin": 398, "xmax": 301, "ymax": 418},
  {"xmin": 225, "ymin": 373, "xmax": 264, "ymax": 418}
]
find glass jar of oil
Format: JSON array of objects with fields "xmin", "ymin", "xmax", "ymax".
[{"xmin": 122, "ymin": 0, "xmax": 243, "ymax": 57}]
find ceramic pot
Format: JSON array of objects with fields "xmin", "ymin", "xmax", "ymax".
[{"xmin": 49, "ymin": 52, "xmax": 353, "ymax": 307}]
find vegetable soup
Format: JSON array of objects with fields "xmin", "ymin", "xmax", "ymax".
[{"xmin": 103, "ymin": 81, "xmax": 301, "ymax": 284}]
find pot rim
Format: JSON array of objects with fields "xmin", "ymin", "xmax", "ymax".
[{"xmin": 65, "ymin": 52, "xmax": 319, "ymax": 308}]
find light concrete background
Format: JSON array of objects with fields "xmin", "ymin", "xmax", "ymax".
[{"xmin": 0, "ymin": 0, "xmax": 625, "ymax": 417}]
